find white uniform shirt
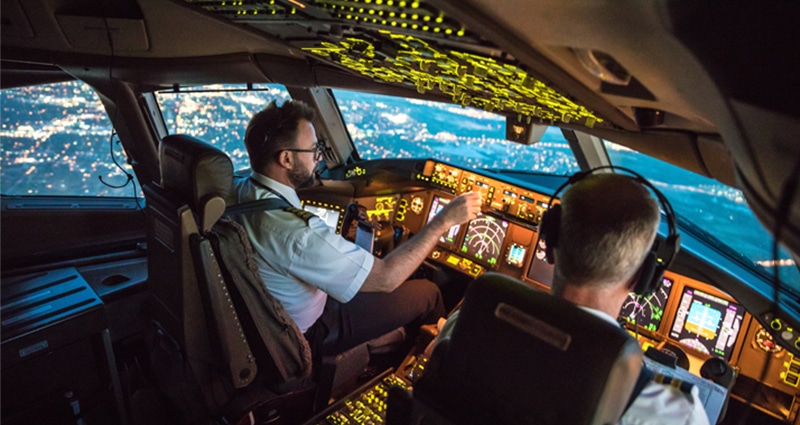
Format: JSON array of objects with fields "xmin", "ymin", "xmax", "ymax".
[
  {"xmin": 579, "ymin": 306, "xmax": 711, "ymax": 425},
  {"xmin": 233, "ymin": 172, "xmax": 374, "ymax": 333}
]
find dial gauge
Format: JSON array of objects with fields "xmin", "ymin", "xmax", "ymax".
[{"xmin": 753, "ymin": 327, "xmax": 784, "ymax": 354}]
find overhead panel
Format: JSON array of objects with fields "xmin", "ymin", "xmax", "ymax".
[{"xmin": 182, "ymin": 0, "xmax": 606, "ymax": 129}]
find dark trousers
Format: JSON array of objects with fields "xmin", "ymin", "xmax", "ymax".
[{"xmin": 304, "ymin": 278, "xmax": 445, "ymax": 361}]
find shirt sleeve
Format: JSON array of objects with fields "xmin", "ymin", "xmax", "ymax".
[
  {"xmin": 285, "ymin": 216, "xmax": 374, "ymax": 303},
  {"xmin": 621, "ymin": 381, "xmax": 711, "ymax": 425}
]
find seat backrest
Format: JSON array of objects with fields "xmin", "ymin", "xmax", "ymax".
[
  {"xmin": 145, "ymin": 133, "xmax": 234, "ymax": 360},
  {"xmin": 145, "ymin": 134, "xmax": 320, "ymax": 422},
  {"xmin": 407, "ymin": 272, "xmax": 643, "ymax": 425}
]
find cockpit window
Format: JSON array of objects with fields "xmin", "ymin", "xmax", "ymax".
[
  {"xmin": 332, "ymin": 89, "xmax": 580, "ymax": 175},
  {"xmin": 605, "ymin": 141, "xmax": 800, "ymax": 294},
  {"xmin": 155, "ymin": 83, "xmax": 290, "ymax": 171},
  {"xmin": 1, "ymin": 80, "xmax": 139, "ymax": 197}
]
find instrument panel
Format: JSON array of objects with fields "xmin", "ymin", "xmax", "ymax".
[{"xmin": 314, "ymin": 159, "xmax": 800, "ymax": 423}]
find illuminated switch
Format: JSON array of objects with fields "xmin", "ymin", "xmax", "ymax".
[{"xmin": 470, "ymin": 265, "xmax": 482, "ymax": 276}]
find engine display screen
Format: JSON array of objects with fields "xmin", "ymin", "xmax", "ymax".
[
  {"xmin": 303, "ymin": 204, "xmax": 342, "ymax": 232},
  {"xmin": 460, "ymin": 213, "xmax": 509, "ymax": 267},
  {"xmin": 669, "ymin": 286, "xmax": 745, "ymax": 360},
  {"xmin": 619, "ymin": 277, "xmax": 674, "ymax": 332},
  {"xmin": 427, "ymin": 195, "xmax": 461, "ymax": 247}
]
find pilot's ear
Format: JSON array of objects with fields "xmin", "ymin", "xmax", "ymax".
[{"xmin": 277, "ymin": 149, "xmax": 293, "ymax": 169}]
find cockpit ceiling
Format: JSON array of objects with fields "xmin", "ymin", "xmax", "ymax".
[{"xmin": 183, "ymin": 0, "xmax": 608, "ymax": 130}]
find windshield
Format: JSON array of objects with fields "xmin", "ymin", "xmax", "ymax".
[
  {"xmin": 333, "ymin": 89, "xmax": 580, "ymax": 175},
  {"xmin": 604, "ymin": 141, "xmax": 800, "ymax": 295},
  {"xmin": 333, "ymin": 88, "xmax": 799, "ymax": 295}
]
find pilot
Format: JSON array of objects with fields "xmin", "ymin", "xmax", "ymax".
[
  {"xmin": 434, "ymin": 173, "xmax": 710, "ymax": 425},
  {"xmin": 234, "ymin": 99, "xmax": 481, "ymax": 364}
]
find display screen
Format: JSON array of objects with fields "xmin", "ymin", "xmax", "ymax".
[
  {"xmin": 427, "ymin": 196, "xmax": 461, "ymax": 246},
  {"xmin": 619, "ymin": 277, "xmax": 674, "ymax": 332},
  {"xmin": 669, "ymin": 286, "xmax": 745, "ymax": 360},
  {"xmin": 506, "ymin": 243, "xmax": 527, "ymax": 267},
  {"xmin": 525, "ymin": 234, "xmax": 554, "ymax": 287},
  {"xmin": 303, "ymin": 204, "xmax": 342, "ymax": 232},
  {"xmin": 460, "ymin": 213, "xmax": 509, "ymax": 267}
]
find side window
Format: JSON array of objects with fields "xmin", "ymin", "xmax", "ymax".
[
  {"xmin": 604, "ymin": 140, "xmax": 800, "ymax": 291},
  {"xmin": 1, "ymin": 80, "xmax": 139, "ymax": 197},
  {"xmin": 154, "ymin": 84, "xmax": 291, "ymax": 171}
]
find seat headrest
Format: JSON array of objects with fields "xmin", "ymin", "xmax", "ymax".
[
  {"xmin": 160, "ymin": 134, "xmax": 234, "ymax": 213},
  {"xmin": 415, "ymin": 273, "xmax": 642, "ymax": 425}
]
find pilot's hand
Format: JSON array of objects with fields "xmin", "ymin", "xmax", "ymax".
[{"xmin": 436, "ymin": 192, "xmax": 481, "ymax": 227}]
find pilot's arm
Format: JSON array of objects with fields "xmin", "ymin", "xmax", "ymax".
[{"xmin": 360, "ymin": 192, "xmax": 481, "ymax": 292}]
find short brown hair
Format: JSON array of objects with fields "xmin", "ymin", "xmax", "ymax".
[{"xmin": 244, "ymin": 99, "xmax": 316, "ymax": 171}]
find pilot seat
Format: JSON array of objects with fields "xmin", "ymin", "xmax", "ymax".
[{"xmin": 387, "ymin": 272, "xmax": 644, "ymax": 425}]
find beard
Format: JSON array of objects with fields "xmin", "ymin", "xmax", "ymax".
[{"xmin": 289, "ymin": 162, "xmax": 315, "ymax": 188}]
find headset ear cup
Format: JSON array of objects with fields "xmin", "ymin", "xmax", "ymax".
[
  {"xmin": 540, "ymin": 204, "xmax": 561, "ymax": 265},
  {"xmin": 634, "ymin": 251, "xmax": 659, "ymax": 296}
]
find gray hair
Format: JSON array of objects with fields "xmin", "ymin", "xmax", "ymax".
[{"xmin": 552, "ymin": 173, "xmax": 660, "ymax": 291}]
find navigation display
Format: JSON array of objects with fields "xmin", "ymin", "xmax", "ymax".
[
  {"xmin": 303, "ymin": 204, "xmax": 342, "ymax": 232},
  {"xmin": 669, "ymin": 286, "xmax": 745, "ymax": 360},
  {"xmin": 619, "ymin": 277, "xmax": 674, "ymax": 332},
  {"xmin": 427, "ymin": 195, "xmax": 461, "ymax": 247},
  {"xmin": 460, "ymin": 213, "xmax": 509, "ymax": 267}
]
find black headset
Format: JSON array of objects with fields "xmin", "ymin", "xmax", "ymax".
[{"xmin": 538, "ymin": 166, "xmax": 681, "ymax": 296}]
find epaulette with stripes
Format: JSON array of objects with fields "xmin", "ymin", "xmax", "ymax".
[
  {"xmin": 653, "ymin": 372, "xmax": 694, "ymax": 395},
  {"xmin": 284, "ymin": 206, "xmax": 316, "ymax": 225}
]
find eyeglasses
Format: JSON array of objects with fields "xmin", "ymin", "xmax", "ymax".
[{"xmin": 284, "ymin": 143, "xmax": 324, "ymax": 161}]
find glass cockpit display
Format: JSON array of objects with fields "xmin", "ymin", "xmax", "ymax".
[
  {"xmin": 619, "ymin": 277, "xmax": 674, "ymax": 332},
  {"xmin": 669, "ymin": 286, "xmax": 745, "ymax": 360},
  {"xmin": 427, "ymin": 195, "xmax": 462, "ymax": 247},
  {"xmin": 460, "ymin": 213, "xmax": 509, "ymax": 267},
  {"xmin": 303, "ymin": 204, "xmax": 342, "ymax": 232}
]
